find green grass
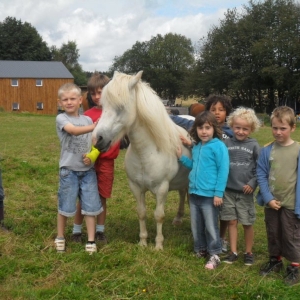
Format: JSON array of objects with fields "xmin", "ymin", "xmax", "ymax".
[{"xmin": 1, "ymin": 112, "xmax": 300, "ymax": 299}]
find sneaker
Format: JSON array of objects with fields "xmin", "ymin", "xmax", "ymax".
[
  {"xmin": 244, "ymin": 253, "xmax": 254, "ymax": 266},
  {"xmin": 205, "ymin": 255, "xmax": 221, "ymax": 270},
  {"xmin": 71, "ymin": 233, "xmax": 82, "ymax": 243},
  {"xmin": 284, "ymin": 265, "xmax": 300, "ymax": 286},
  {"xmin": 54, "ymin": 238, "xmax": 65, "ymax": 252},
  {"xmin": 95, "ymin": 231, "xmax": 108, "ymax": 244},
  {"xmin": 221, "ymin": 239, "xmax": 228, "ymax": 253},
  {"xmin": 223, "ymin": 252, "xmax": 238, "ymax": 264},
  {"xmin": 195, "ymin": 250, "xmax": 208, "ymax": 259},
  {"xmin": 85, "ymin": 243, "xmax": 97, "ymax": 255},
  {"xmin": 259, "ymin": 258, "xmax": 283, "ymax": 276}
]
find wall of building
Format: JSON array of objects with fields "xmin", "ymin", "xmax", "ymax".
[{"xmin": 0, "ymin": 78, "xmax": 73, "ymax": 115}]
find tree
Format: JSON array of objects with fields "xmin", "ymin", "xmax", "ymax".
[
  {"xmin": 51, "ymin": 41, "xmax": 87, "ymax": 85},
  {"xmin": 110, "ymin": 33, "xmax": 194, "ymax": 100},
  {"xmin": 195, "ymin": 0, "xmax": 300, "ymax": 112},
  {"xmin": 0, "ymin": 17, "xmax": 51, "ymax": 61}
]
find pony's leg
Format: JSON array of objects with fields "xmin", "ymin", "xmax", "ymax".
[
  {"xmin": 129, "ymin": 182, "xmax": 148, "ymax": 247},
  {"xmin": 172, "ymin": 188, "xmax": 188, "ymax": 226},
  {"xmin": 154, "ymin": 184, "xmax": 169, "ymax": 250}
]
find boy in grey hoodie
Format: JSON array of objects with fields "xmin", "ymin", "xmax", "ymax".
[{"xmin": 220, "ymin": 107, "xmax": 261, "ymax": 266}]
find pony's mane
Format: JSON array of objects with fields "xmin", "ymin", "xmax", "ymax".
[{"xmin": 105, "ymin": 72, "xmax": 181, "ymax": 155}]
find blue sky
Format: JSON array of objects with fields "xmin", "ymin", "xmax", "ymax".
[{"xmin": 0, "ymin": 0, "xmax": 249, "ymax": 71}]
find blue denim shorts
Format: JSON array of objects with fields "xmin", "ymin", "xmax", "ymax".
[{"xmin": 58, "ymin": 168, "xmax": 103, "ymax": 217}]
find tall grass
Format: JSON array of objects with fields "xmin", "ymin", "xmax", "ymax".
[{"xmin": 0, "ymin": 112, "xmax": 300, "ymax": 299}]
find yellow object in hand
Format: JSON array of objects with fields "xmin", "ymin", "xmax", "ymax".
[{"xmin": 85, "ymin": 146, "xmax": 100, "ymax": 163}]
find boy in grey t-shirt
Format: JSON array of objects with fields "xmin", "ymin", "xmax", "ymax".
[
  {"xmin": 220, "ymin": 107, "xmax": 261, "ymax": 266},
  {"xmin": 55, "ymin": 83, "xmax": 102, "ymax": 254}
]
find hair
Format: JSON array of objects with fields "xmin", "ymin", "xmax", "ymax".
[
  {"xmin": 271, "ymin": 106, "xmax": 296, "ymax": 128},
  {"xmin": 58, "ymin": 83, "xmax": 81, "ymax": 99},
  {"xmin": 170, "ymin": 109, "xmax": 180, "ymax": 115},
  {"xmin": 87, "ymin": 72, "xmax": 110, "ymax": 92},
  {"xmin": 205, "ymin": 94, "xmax": 232, "ymax": 116},
  {"xmin": 227, "ymin": 107, "xmax": 261, "ymax": 132},
  {"xmin": 190, "ymin": 111, "xmax": 222, "ymax": 143}
]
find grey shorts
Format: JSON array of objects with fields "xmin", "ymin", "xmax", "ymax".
[{"xmin": 220, "ymin": 189, "xmax": 256, "ymax": 225}]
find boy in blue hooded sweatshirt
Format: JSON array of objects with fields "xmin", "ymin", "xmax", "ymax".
[{"xmin": 257, "ymin": 106, "xmax": 300, "ymax": 286}]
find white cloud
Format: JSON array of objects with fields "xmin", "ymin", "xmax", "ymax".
[{"xmin": 0, "ymin": 0, "xmax": 249, "ymax": 72}]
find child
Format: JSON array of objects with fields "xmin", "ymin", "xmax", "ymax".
[
  {"xmin": 171, "ymin": 95, "xmax": 233, "ymax": 252},
  {"xmin": 55, "ymin": 83, "xmax": 103, "ymax": 254},
  {"xmin": 257, "ymin": 106, "xmax": 300, "ymax": 286},
  {"xmin": 220, "ymin": 107, "xmax": 261, "ymax": 265},
  {"xmin": 177, "ymin": 111, "xmax": 229, "ymax": 270},
  {"xmin": 72, "ymin": 73, "xmax": 120, "ymax": 244}
]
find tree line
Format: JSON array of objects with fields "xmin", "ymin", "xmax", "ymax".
[{"xmin": 1, "ymin": 0, "xmax": 300, "ymax": 112}]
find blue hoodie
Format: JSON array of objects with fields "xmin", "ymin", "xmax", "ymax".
[{"xmin": 179, "ymin": 138, "xmax": 229, "ymax": 198}]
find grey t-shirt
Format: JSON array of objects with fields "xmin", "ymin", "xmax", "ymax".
[
  {"xmin": 224, "ymin": 137, "xmax": 260, "ymax": 192},
  {"xmin": 56, "ymin": 113, "xmax": 93, "ymax": 171}
]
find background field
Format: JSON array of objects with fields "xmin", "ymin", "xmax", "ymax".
[{"xmin": 0, "ymin": 112, "xmax": 300, "ymax": 299}]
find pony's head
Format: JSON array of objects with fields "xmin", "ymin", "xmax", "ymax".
[
  {"xmin": 92, "ymin": 71, "xmax": 142, "ymax": 151},
  {"xmin": 93, "ymin": 71, "xmax": 181, "ymax": 155}
]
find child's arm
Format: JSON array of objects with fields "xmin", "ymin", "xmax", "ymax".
[
  {"xmin": 179, "ymin": 134, "xmax": 192, "ymax": 147},
  {"xmin": 63, "ymin": 122, "xmax": 96, "ymax": 136}
]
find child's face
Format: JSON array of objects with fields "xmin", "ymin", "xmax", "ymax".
[
  {"xmin": 197, "ymin": 122, "xmax": 214, "ymax": 144},
  {"xmin": 232, "ymin": 117, "xmax": 252, "ymax": 141},
  {"xmin": 90, "ymin": 88, "xmax": 102, "ymax": 106},
  {"xmin": 271, "ymin": 117, "xmax": 295, "ymax": 146},
  {"xmin": 59, "ymin": 91, "xmax": 82, "ymax": 116},
  {"xmin": 209, "ymin": 102, "xmax": 227, "ymax": 125}
]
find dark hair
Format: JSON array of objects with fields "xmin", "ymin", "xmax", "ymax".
[
  {"xmin": 170, "ymin": 109, "xmax": 180, "ymax": 115},
  {"xmin": 87, "ymin": 72, "xmax": 110, "ymax": 92},
  {"xmin": 205, "ymin": 94, "xmax": 232, "ymax": 116},
  {"xmin": 190, "ymin": 111, "xmax": 222, "ymax": 143}
]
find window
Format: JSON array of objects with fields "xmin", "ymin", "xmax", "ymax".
[
  {"xmin": 36, "ymin": 102, "xmax": 44, "ymax": 110},
  {"xmin": 11, "ymin": 79, "xmax": 18, "ymax": 86},
  {"xmin": 36, "ymin": 79, "xmax": 43, "ymax": 86},
  {"xmin": 12, "ymin": 103, "xmax": 19, "ymax": 110}
]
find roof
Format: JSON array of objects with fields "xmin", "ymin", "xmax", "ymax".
[{"xmin": 0, "ymin": 60, "xmax": 74, "ymax": 79}]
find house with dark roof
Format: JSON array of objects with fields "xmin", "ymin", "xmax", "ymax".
[{"xmin": 0, "ymin": 60, "xmax": 74, "ymax": 115}]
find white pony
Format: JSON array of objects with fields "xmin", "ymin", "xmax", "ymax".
[{"xmin": 92, "ymin": 71, "xmax": 191, "ymax": 250}]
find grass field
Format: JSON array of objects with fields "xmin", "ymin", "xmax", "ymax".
[{"xmin": 0, "ymin": 112, "xmax": 300, "ymax": 299}]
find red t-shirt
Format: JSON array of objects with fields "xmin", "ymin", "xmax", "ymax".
[{"xmin": 84, "ymin": 107, "xmax": 120, "ymax": 160}]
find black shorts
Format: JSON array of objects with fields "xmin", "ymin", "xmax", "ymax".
[{"xmin": 264, "ymin": 207, "xmax": 300, "ymax": 262}]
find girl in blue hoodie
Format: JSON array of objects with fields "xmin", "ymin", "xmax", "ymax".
[{"xmin": 177, "ymin": 111, "xmax": 229, "ymax": 270}]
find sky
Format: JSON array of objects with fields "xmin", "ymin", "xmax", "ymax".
[{"xmin": 0, "ymin": 0, "xmax": 250, "ymax": 72}]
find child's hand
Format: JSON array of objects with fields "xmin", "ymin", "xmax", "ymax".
[
  {"xmin": 214, "ymin": 196, "xmax": 223, "ymax": 207},
  {"xmin": 82, "ymin": 154, "xmax": 92, "ymax": 166},
  {"xmin": 179, "ymin": 135, "xmax": 192, "ymax": 147},
  {"xmin": 176, "ymin": 146, "xmax": 182, "ymax": 159},
  {"xmin": 243, "ymin": 184, "xmax": 254, "ymax": 194},
  {"xmin": 268, "ymin": 199, "xmax": 281, "ymax": 210}
]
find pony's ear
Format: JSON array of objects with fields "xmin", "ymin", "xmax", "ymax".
[{"xmin": 129, "ymin": 71, "xmax": 143, "ymax": 90}]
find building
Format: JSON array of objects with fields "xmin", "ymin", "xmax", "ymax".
[{"xmin": 0, "ymin": 60, "xmax": 74, "ymax": 115}]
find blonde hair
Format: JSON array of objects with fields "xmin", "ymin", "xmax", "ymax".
[
  {"xmin": 58, "ymin": 83, "xmax": 81, "ymax": 99},
  {"xmin": 227, "ymin": 107, "xmax": 261, "ymax": 132},
  {"xmin": 271, "ymin": 106, "xmax": 295, "ymax": 128}
]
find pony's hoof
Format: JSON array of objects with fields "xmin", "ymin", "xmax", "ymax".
[
  {"xmin": 172, "ymin": 217, "xmax": 183, "ymax": 226},
  {"xmin": 139, "ymin": 240, "xmax": 147, "ymax": 247},
  {"xmin": 155, "ymin": 244, "xmax": 163, "ymax": 251}
]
